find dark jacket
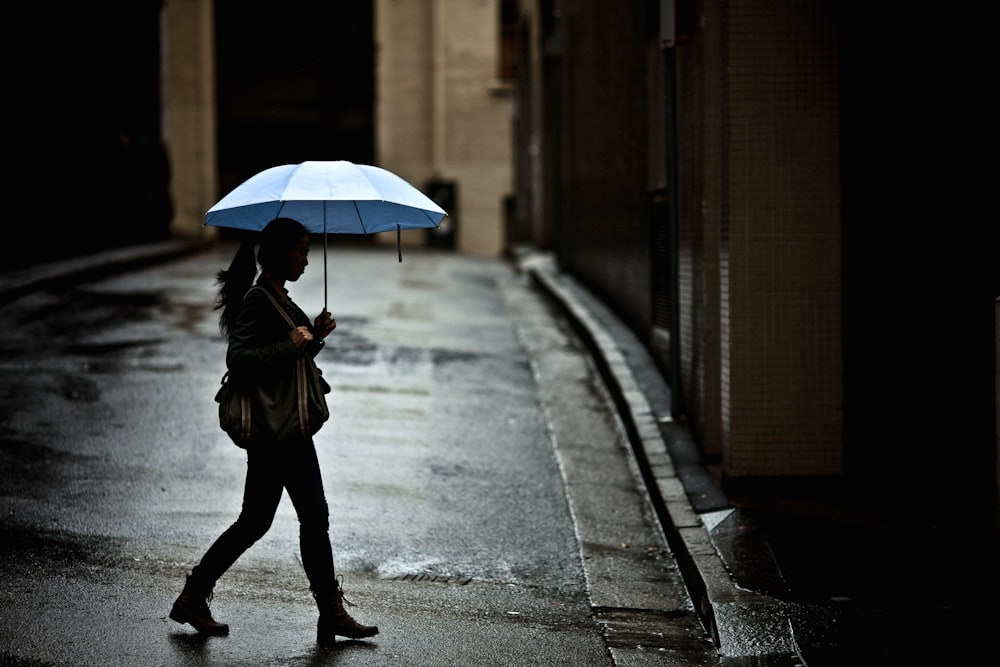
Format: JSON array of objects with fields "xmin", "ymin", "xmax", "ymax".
[{"xmin": 226, "ymin": 282, "xmax": 324, "ymax": 394}]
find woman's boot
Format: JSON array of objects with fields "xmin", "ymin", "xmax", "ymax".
[
  {"xmin": 169, "ymin": 574, "xmax": 229, "ymax": 635},
  {"xmin": 315, "ymin": 582, "xmax": 379, "ymax": 644}
]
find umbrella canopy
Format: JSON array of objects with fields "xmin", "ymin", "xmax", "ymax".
[
  {"xmin": 205, "ymin": 160, "xmax": 447, "ymax": 235},
  {"xmin": 205, "ymin": 160, "xmax": 448, "ymax": 308}
]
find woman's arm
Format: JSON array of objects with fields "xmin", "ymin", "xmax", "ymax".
[{"xmin": 226, "ymin": 289, "xmax": 299, "ymax": 377}]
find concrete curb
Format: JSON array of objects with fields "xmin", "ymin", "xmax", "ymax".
[
  {"xmin": 0, "ymin": 239, "xmax": 210, "ymax": 307},
  {"xmin": 518, "ymin": 251, "xmax": 790, "ymax": 656}
]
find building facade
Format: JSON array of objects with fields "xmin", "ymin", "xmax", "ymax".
[
  {"xmin": 509, "ymin": 0, "xmax": 998, "ymax": 526},
  {"xmin": 374, "ymin": 0, "xmax": 514, "ymax": 257},
  {"xmin": 161, "ymin": 0, "xmax": 512, "ymax": 259}
]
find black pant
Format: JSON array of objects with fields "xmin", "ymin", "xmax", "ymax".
[{"xmin": 191, "ymin": 436, "xmax": 337, "ymax": 596}]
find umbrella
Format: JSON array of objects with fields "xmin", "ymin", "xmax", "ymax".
[{"xmin": 205, "ymin": 160, "xmax": 448, "ymax": 307}]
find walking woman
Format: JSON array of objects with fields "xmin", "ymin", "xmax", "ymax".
[{"xmin": 169, "ymin": 217, "xmax": 378, "ymax": 644}]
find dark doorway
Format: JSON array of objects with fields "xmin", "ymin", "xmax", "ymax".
[
  {"xmin": 13, "ymin": 1, "xmax": 172, "ymax": 268},
  {"xmin": 213, "ymin": 1, "xmax": 375, "ymax": 238}
]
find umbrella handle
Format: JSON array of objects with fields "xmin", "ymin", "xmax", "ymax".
[{"xmin": 397, "ymin": 224, "xmax": 402, "ymax": 263}]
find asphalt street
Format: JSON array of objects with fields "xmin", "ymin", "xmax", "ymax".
[{"xmin": 0, "ymin": 241, "xmax": 719, "ymax": 666}]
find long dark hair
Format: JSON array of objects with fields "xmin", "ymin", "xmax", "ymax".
[{"xmin": 214, "ymin": 217, "xmax": 308, "ymax": 336}]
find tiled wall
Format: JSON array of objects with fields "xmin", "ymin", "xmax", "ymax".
[{"xmin": 716, "ymin": 0, "xmax": 842, "ymax": 478}]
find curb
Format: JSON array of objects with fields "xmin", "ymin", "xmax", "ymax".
[
  {"xmin": 0, "ymin": 239, "xmax": 211, "ymax": 307},
  {"xmin": 518, "ymin": 250, "xmax": 791, "ymax": 656}
]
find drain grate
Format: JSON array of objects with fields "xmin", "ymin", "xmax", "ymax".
[{"xmin": 390, "ymin": 573, "xmax": 472, "ymax": 585}]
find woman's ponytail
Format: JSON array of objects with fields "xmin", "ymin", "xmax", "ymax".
[
  {"xmin": 213, "ymin": 218, "xmax": 307, "ymax": 337},
  {"xmin": 214, "ymin": 239, "xmax": 258, "ymax": 337}
]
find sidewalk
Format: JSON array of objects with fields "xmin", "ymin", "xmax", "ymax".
[
  {"xmin": 516, "ymin": 250, "xmax": 998, "ymax": 664},
  {"xmin": 0, "ymin": 239, "xmax": 211, "ymax": 307},
  {"xmin": 3, "ymin": 239, "xmax": 994, "ymax": 663}
]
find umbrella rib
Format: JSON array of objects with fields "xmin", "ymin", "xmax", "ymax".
[
  {"xmin": 354, "ymin": 166, "xmax": 382, "ymax": 200},
  {"xmin": 350, "ymin": 165, "xmax": 392, "ymax": 235},
  {"xmin": 421, "ymin": 208, "xmax": 442, "ymax": 227},
  {"xmin": 352, "ymin": 200, "xmax": 369, "ymax": 235}
]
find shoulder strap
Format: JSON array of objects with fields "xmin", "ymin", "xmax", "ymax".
[{"xmin": 246, "ymin": 286, "xmax": 297, "ymax": 331}]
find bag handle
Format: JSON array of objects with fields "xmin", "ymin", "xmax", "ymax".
[
  {"xmin": 246, "ymin": 287, "xmax": 326, "ymax": 438},
  {"xmin": 246, "ymin": 286, "xmax": 298, "ymax": 331}
]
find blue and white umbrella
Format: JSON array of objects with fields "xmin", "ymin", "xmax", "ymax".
[{"xmin": 205, "ymin": 160, "xmax": 447, "ymax": 307}]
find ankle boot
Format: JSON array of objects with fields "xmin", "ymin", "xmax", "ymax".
[
  {"xmin": 169, "ymin": 574, "xmax": 229, "ymax": 635},
  {"xmin": 315, "ymin": 583, "xmax": 379, "ymax": 644}
]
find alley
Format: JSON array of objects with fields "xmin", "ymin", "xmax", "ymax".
[{"xmin": 0, "ymin": 243, "xmax": 716, "ymax": 666}]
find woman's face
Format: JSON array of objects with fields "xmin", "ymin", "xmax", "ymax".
[{"xmin": 281, "ymin": 235, "xmax": 310, "ymax": 282}]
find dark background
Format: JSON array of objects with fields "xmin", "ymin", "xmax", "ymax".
[{"xmin": 12, "ymin": 1, "xmax": 375, "ymax": 264}]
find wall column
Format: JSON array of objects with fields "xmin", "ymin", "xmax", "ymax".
[{"xmin": 162, "ymin": 0, "xmax": 218, "ymax": 239}]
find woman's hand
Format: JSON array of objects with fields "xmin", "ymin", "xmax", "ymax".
[
  {"xmin": 314, "ymin": 309, "xmax": 336, "ymax": 339},
  {"xmin": 289, "ymin": 326, "xmax": 314, "ymax": 349}
]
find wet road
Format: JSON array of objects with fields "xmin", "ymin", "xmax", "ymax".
[{"xmin": 0, "ymin": 244, "xmax": 722, "ymax": 666}]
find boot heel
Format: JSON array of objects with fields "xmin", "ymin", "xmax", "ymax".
[
  {"xmin": 314, "ymin": 581, "xmax": 379, "ymax": 643},
  {"xmin": 170, "ymin": 575, "xmax": 230, "ymax": 635}
]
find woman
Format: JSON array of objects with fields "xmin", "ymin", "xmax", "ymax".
[{"xmin": 169, "ymin": 217, "xmax": 378, "ymax": 643}]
